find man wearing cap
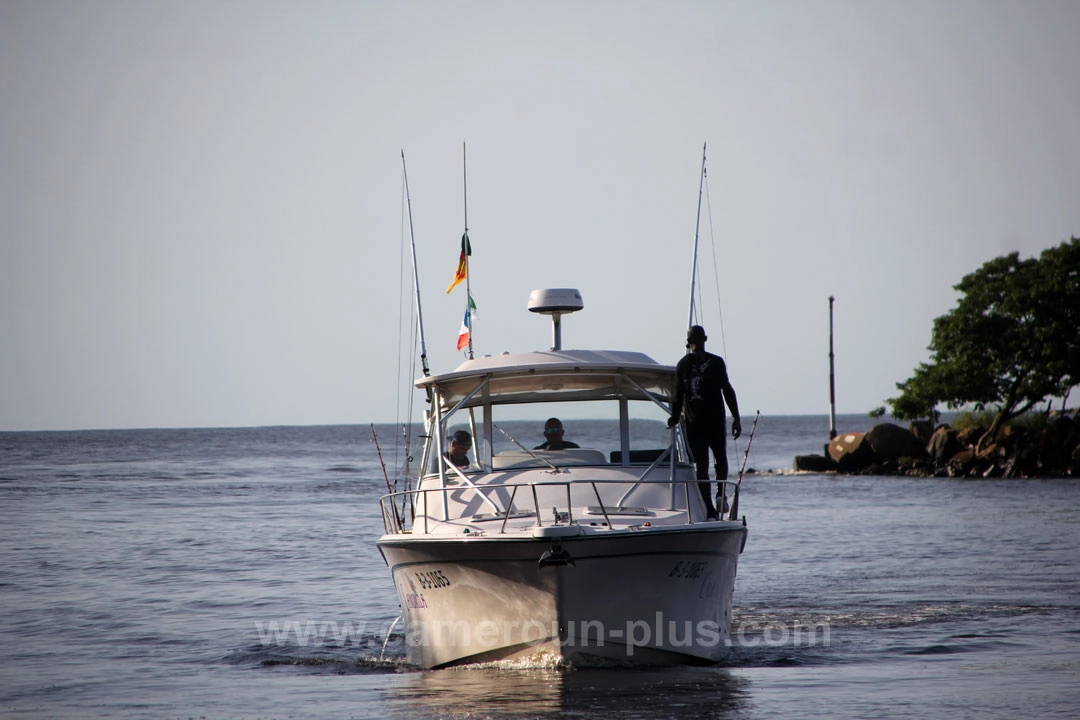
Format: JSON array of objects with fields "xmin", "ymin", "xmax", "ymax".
[
  {"xmin": 668, "ymin": 325, "xmax": 742, "ymax": 519},
  {"xmin": 445, "ymin": 430, "xmax": 472, "ymax": 468}
]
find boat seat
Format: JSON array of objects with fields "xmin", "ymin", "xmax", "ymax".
[
  {"xmin": 609, "ymin": 448, "xmax": 669, "ymax": 464},
  {"xmin": 492, "ymin": 448, "xmax": 608, "ymax": 469}
]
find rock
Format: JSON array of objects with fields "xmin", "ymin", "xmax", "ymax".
[
  {"xmin": 998, "ymin": 424, "xmax": 1025, "ymax": 441},
  {"xmin": 793, "ymin": 454, "xmax": 835, "ymax": 473},
  {"xmin": 900, "ymin": 457, "xmax": 935, "ymax": 476},
  {"xmin": 866, "ymin": 423, "xmax": 927, "ymax": 461},
  {"xmin": 995, "ymin": 425, "xmax": 1029, "ymax": 458},
  {"xmin": 1003, "ymin": 454, "xmax": 1022, "ymax": 478},
  {"xmin": 909, "ymin": 420, "xmax": 933, "ymax": 445},
  {"xmin": 1011, "ymin": 443, "xmax": 1038, "ymax": 477},
  {"xmin": 827, "ymin": 432, "xmax": 860, "ymax": 462},
  {"xmin": 1064, "ymin": 415, "xmax": 1080, "ymax": 452},
  {"xmin": 956, "ymin": 426, "xmax": 986, "ymax": 448},
  {"xmin": 810, "ymin": 413, "xmax": 1078, "ymax": 478},
  {"xmin": 947, "ymin": 449, "xmax": 976, "ymax": 477},
  {"xmin": 828, "ymin": 432, "xmax": 880, "ymax": 473},
  {"xmin": 1047, "ymin": 415, "xmax": 1075, "ymax": 453},
  {"xmin": 927, "ymin": 426, "xmax": 961, "ymax": 465}
]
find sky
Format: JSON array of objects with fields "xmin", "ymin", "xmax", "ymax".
[{"xmin": 2, "ymin": 0, "xmax": 1078, "ymax": 432}]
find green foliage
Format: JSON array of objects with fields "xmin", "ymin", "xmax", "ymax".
[
  {"xmin": 889, "ymin": 237, "xmax": 1080, "ymax": 436},
  {"xmin": 949, "ymin": 410, "xmax": 995, "ymax": 431},
  {"xmin": 951, "ymin": 409, "xmax": 1049, "ymax": 433},
  {"xmin": 1006, "ymin": 412, "xmax": 1051, "ymax": 432},
  {"xmin": 1033, "ymin": 240, "xmax": 1080, "ymax": 391},
  {"xmin": 868, "ymin": 406, "xmax": 886, "ymax": 418}
]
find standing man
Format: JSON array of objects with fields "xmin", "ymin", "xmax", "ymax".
[{"xmin": 668, "ymin": 325, "xmax": 742, "ymax": 519}]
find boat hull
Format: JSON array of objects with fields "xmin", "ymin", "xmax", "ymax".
[{"xmin": 377, "ymin": 523, "xmax": 746, "ymax": 668}]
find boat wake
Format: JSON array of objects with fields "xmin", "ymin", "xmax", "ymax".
[{"xmin": 225, "ymin": 638, "xmax": 412, "ymax": 674}]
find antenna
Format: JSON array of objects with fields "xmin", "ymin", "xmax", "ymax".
[
  {"xmin": 462, "ymin": 142, "xmax": 474, "ymax": 359},
  {"xmin": 687, "ymin": 142, "xmax": 707, "ymax": 327},
  {"xmin": 828, "ymin": 295, "xmax": 837, "ymax": 440}
]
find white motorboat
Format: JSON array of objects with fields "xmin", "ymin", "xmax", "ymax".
[{"xmin": 377, "ymin": 288, "xmax": 748, "ymax": 668}]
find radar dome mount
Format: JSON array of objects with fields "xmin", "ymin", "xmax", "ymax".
[{"xmin": 528, "ymin": 288, "xmax": 583, "ymax": 351}]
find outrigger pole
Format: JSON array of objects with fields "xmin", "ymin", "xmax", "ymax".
[
  {"xmin": 401, "ymin": 151, "xmax": 430, "ymax": 523},
  {"xmin": 401, "ymin": 150, "xmax": 430, "ymax": 378},
  {"xmin": 687, "ymin": 142, "xmax": 707, "ymax": 328}
]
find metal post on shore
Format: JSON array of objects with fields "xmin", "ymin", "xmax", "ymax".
[{"xmin": 828, "ymin": 295, "xmax": 837, "ymax": 441}]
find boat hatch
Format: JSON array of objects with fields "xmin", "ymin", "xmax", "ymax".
[
  {"xmin": 585, "ymin": 506, "xmax": 652, "ymax": 516},
  {"xmin": 470, "ymin": 510, "xmax": 537, "ymax": 522}
]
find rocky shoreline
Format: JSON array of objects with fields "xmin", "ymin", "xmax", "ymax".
[{"xmin": 793, "ymin": 413, "xmax": 1080, "ymax": 478}]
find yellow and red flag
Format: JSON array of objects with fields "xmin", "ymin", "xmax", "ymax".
[{"xmin": 446, "ymin": 232, "xmax": 471, "ymax": 294}]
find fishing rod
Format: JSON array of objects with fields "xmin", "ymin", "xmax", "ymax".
[
  {"xmin": 371, "ymin": 423, "xmax": 402, "ymax": 528},
  {"xmin": 737, "ymin": 410, "xmax": 760, "ymax": 484},
  {"xmin": 400, "ymin": 422, "xmax": 413, "ymax": 522},
  {"xmin": 727, "ymin": 410, "xmax": 760, "ymax": 521}
]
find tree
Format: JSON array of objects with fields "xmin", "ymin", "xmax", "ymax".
[
  {"xmin": 889, "ymin": 237, "xmax": 1080, "ymax": 450},
  {"xmin": 1032, "ymin": 238, "xmax": 1080, "ymax": 398}
]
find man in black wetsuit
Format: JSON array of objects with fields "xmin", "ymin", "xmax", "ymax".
[{"xmin": 668, "ymin": 325, "xmax": 742, "ymax": 519}]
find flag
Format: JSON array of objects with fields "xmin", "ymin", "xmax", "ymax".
[
  {"xmin": 445, "ymin": 232, "xmax": 471, "ymax": 294},
  {"xmin": 456, "ymin": 306, "xmax": 471, "ymax": 351}
]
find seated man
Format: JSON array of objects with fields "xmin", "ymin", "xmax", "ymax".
[
  {"xmin": 444, "ymin": 430, "xmax": 472, "ymax": 468},
  {"xmin": 533, "ymin": 418, "xmax": 580, "ymax": 450}
]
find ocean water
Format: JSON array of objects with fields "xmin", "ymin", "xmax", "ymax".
[{"xmin": 1, "ymin": 415, "xmax": 1078, "ymax": 719}]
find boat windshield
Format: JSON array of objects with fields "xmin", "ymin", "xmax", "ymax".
[{"xmin": 429, "ymin": 398, "xmax": 675, "ymax": 475}]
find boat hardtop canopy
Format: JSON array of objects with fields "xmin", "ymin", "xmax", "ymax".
[{"xmin": 415, "ymin": 349, "xmax": 675, "ymax": 410}]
